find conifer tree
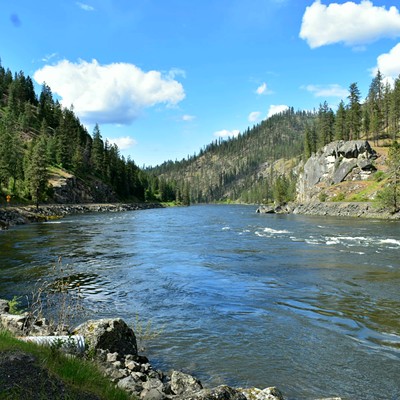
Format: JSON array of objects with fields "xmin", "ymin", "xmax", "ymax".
[
  {"xmin": 367, "ymin": 71, "xmax": 384, "ymax": 145},
  {"xmin": 91, "ymin": 123, "xmax": 104, "ymax": 175},
  {"xmin": 334, "ymin": 100, "xmax": 347, "ymax": 140},
  {"xmin": 347, "ymin": 82, "xmax": 362, "ymax": 140},
  {"xmin": 25, "ymin": 135, "xmax": 48, "ymax": 209}
]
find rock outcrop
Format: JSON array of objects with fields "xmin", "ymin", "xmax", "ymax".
[
  {"xmin": 0, "ymin": 202, "xmax": 164, "ymax": 230},
  {"xmin": 297, "ymin": 140, "xmax": 377, "ymax": 202},
  {"xmin": 74, "ymin": 318, "xmax": 138, "ymax": 356},
  {"xmin": 256, "ymin": 201, "xmax": 399, "ymax": 219},
  {"xmin": 49, "ymin": 170, "xmax": 119, "ymax": 204},
  {"xmin": 0, "ymin": 300, "xmax": 343, "ymax": 400}
]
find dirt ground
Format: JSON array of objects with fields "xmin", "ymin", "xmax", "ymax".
[{"xmin": 0, "ymin": 350, "xmax": 101, "ymax": 400}]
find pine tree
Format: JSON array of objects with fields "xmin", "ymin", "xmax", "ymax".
[
  {"xmin": 91, "ymin": 123, "xmax": 104, "ymax": 175},
  {"xmin": 317, "ymin": 101, "xmax": 335, "ymax": 146},
  {"xmin": 367, "ymin": 71, "xmax": 384, "ymax": 145},
  {"xmin": 25, "ymin": 135, "xmax": 49, "ymax": 209},
  {"xmin": 334, "ymin": 100, "xmax": 347, "ymax": 140},
  {"xmin": 347, "ymin": 82, "xmax": 362, "ymax": 140}
]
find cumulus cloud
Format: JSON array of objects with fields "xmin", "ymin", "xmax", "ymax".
[
  {"xmin": 300, "ymin": 0, "xmax": 400, "ymax": 48},
  {"xmin": 248, "ymin": 111, "xmax": 261, "ymax": 122},
  {"xmin": 76, "ymin": 2, "xmax": 94, "ymax": 11},
  {"xmin": 214, "ymin": 129, "xmax": 240, "ymax": 139},
  {"xmin": 267, "ymin": 105, "xmax": 289, "ymax": 118},
  {"xmin": 33, "ymin": 59, "xmax": 185, "ymax": 124},
  {"xmin": 304, "ymin": 84, "xmax": 348, "ymax": 98},
  {"xmin": 372, "ymin": 43, "xmax": 400, "ymax": 80},
  {"xmin": 107, "ymin": 136, "xmax": 137, "ymax": 150}
]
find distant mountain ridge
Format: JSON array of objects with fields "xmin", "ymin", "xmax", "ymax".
[{"xmin": 149, "ymin": 109, "xmax": 314, "ymax": 204}]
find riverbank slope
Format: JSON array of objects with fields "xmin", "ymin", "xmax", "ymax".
[
  {"xmin": 256, "ymin": 201, "xmax": 400, "ymax": 220},
  {"xmin": 0, "ymin": 203, "xmax": 164, "ymax": 230}
]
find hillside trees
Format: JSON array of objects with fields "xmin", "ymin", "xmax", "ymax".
[
  {"xmin": 0, "ymin": 61, "xmax": 155, "ymax": 204},
  {"xmin": 378, "ymin": 141, "xmax": 400, "ymax": 213},
  {"xmin": 347, "ymin": 82, "xmax": 362, "ymax": 140},
  {"xmin": 25, "ymin": 133, "xmax": 49, "ymax": 208}
]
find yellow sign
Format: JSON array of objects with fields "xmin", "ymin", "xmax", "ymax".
[{"xmin": 6, "ymin": 195, "xmax": 11, "ymax": 203}]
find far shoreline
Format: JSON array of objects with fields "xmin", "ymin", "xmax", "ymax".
[{"xmin": 0, "ymin": 202, "xmax": 165, "ymax": 230}]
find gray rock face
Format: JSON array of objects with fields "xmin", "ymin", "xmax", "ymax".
[
  {"xmin": 170, "ymin": 370, "xmax": 203, "ymax": 396},
  {"xmin": 184, "ymin": 385, "xmax": 247, "ymax": 400},
  {"xmin": 0, "ymin": 299, "xmax": 9, "ymax": 313},
  {"xmin": 74, "ymin": 318, "xmax": 138, "ymax": 356},
  {"xmin": 240, "ymin": 387, "xmax": 285, "ymax": 400},
  {"xmin": 297, "ymin": 140, "xmax": 377, "ymax": 202}
]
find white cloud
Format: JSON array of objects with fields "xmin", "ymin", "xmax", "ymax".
[
  {"xmin": 267, "ymin": 105, "xmax": 289, "ymax": 118},
  {"xmin": 214, "ymin": 129, "xmax": 240, "ymax": 139},
  {"xmin": 248, "ymin": 111, "xmax": 261, "ymax": 122},
  {"xmin": 300, "ymin": 0, "xmax": 400, "ymax": 48},
  {"xmin": 182, "ymin": 114, "xmax": 196, "ymax": 121},
  {"xmin": 256, "ymin": 82, "xmax": 268, "ymax": 95},
  {"xmin": 304, "ymin": 84, "xmax": 348, "ymax": 98},
  {"xmin": 108, "ymin": 136, "xmax": 137, "ymax": 150},
  {"xmin": 33, "ymin": 59, "xmax": 185, "ymax": 124},
  {"xmin": 373, "ymin": 43, "xmax": 400, "ymax": 80},
  {"xmin": 76, "ymin": 2, "xmax": 94, "ymax": 11}
]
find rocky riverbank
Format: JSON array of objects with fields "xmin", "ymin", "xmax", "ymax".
[
  {"xmin": 256, "ymin": 201, "xmax": 400, "ymax": 220},
  {"xmin": 0, "ymin": 299, "xmax": 342, "ymax": 400},
  {"xmin": 0, "ymin": 203, "xmax": 164, "ymax": 230}
]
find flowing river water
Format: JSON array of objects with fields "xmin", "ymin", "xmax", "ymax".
[{"xmin": 0, "ymin": 204, "xmax": 399, "ymax": 399}]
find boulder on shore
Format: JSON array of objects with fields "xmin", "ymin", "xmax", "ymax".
[{"xmin": 74, "ymin": 318, "xmax": 138, "ymax": 356}]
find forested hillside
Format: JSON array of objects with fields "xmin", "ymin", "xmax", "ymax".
[
  {"xmin": 1, "ymin": 59, "xmax": 399, "ymax": 208},
  {"xmin": 0, "ymin": 61, "xmax": 162, "ymax": 205},
  {"xmin": 150, "ymin": 109, "xmax": 314, "ymax": 204},
  {"xmin": 150, "ymin": 71, "xmax": 400, "ymax": 205}
]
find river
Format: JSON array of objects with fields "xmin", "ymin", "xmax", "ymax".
[{"xmin": 0, "ymin": 204, "xmax": 399, "ymax": 399}]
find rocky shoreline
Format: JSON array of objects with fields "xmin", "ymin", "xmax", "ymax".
[
  {"xmin": 256, "ymin": 201, "xmax": 400, "ymax": 220},
  {"xmin": 0, "ymin": 202, "xmax": 164, "ymax": 230},
  {"xmin": 0, "ymin": 299, "xmax": 342, "ymax": 400}
]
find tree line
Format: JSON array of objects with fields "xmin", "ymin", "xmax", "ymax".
[
  {"xmin": 305, "ymin": 71, "xmax": 400, "ymax": 158},
  {"xmin": 151, "ymin": 71, "xmax": 400, "ymax": 206},
  {"xmin": 0, "ymin": 61, "xmax": 174, "ymax": 205}
]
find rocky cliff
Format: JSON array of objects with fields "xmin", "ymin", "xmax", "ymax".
[
  {"xmin": 297, "ymin": 140, "xmax": 377, "ymax": 202},
  {"xmin": 48, "ymin": 169, "xmax": 119, "ymax": 204}
]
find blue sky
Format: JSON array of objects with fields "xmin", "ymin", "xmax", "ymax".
[{"xmin": 2, "ymin": 1, "xmax": 400, "ymax": 166}]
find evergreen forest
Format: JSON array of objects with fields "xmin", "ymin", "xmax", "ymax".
[
  {"xmin": 1, "ymin": 59, "xmax": 399, "ymax": 207},
  {"xmin": 0, "ymin": 61, "xmax": 167, "ymax": 205},
  {"xmin": 149, "ymin": 71, "xmax": 400, "ymax": 205}
]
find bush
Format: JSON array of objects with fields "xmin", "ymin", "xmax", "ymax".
[
  {"xmin": 374, "ymin": 171, "xmax": 385, "ymax": 182},
  {"xmin": 318, "ymin": 191, "xmax": 328, "ymax": 202},
  {"xmin": 331, "ymin": 192, "xmax": 345, "ymax": 202}
]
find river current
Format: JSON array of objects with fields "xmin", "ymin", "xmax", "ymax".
[{"xmin": 0, "ymin": 204, "xmax": 399, "ymax": 399}]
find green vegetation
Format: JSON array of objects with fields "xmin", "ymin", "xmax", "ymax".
[
  {"xmin": 377, "ymin": 141, "xmax": 400, "ymax": 213},
  {"xmin": 150, "ymin": 71, "xmax": 400, "ymax": 206},
  {"xmin": 1, "ymin": 59, "xmax": 400, "ymax": 208},
  {"xmin": 0, "ymin": 329, "xmax": 132, "ymax": 400},
  {"xmin": 150, "ymin": 109, "xmax": 313, "ymax": 204},
  {"xmin": 0, "ymin": 60, "xmax": 173, "ymax": 205}
]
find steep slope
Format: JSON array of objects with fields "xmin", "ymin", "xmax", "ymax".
[{"xmin": 150, "ymin": 109, "xmax": 315, "ymax": 203}]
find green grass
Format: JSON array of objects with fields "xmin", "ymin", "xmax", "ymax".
[{"xmin": 0, "ymin": 330, "xmax": 134, "ymax": 400}]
